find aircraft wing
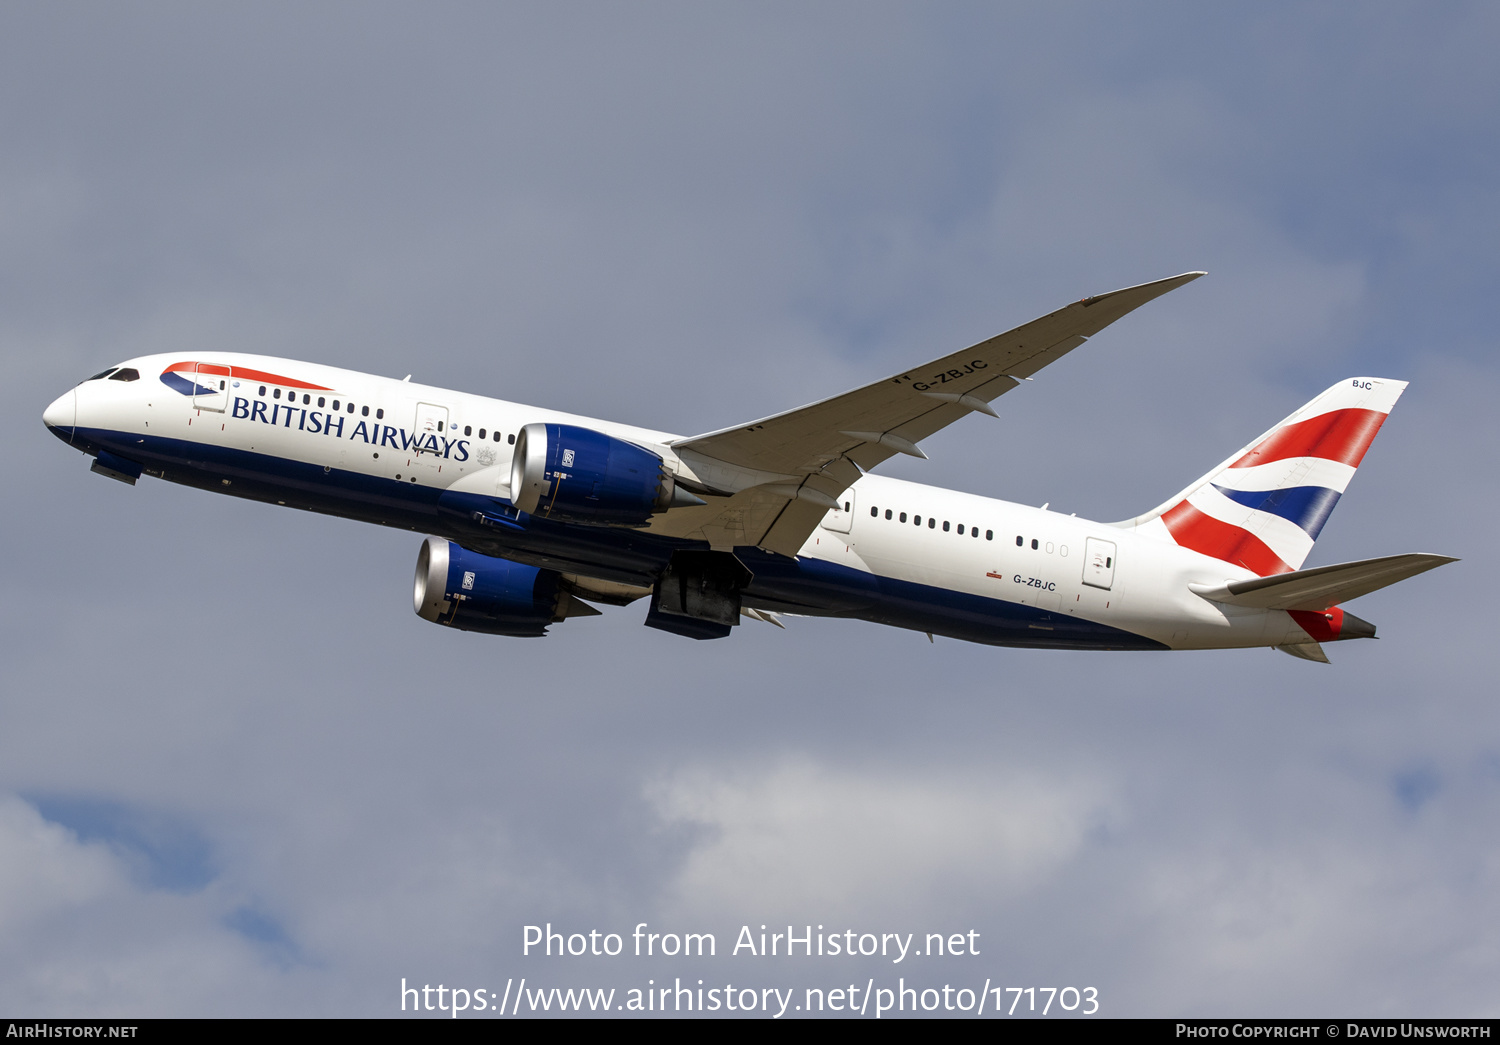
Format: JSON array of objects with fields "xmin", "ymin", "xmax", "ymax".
[{"xmin": 662, "ymin": 272, "xmax": 1205, "ymax": 556}]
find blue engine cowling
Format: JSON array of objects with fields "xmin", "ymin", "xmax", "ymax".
[
  {"xmin": 510, "ymin": 422, "xmax": 672, "ymax": 525},
  {"xmin": 414, "ymin": 537, "xmax": 573, "ymax": 637}
]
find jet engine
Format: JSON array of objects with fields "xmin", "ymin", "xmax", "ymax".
[
  {"xmin": 413, "ymin": 537, "xmax": 599, "ymax": 637},
  {"xmin": 510, "ymin": 422, "xmax": 700, "ymax": 525}
]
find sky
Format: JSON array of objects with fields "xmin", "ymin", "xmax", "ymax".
[{"xmin": 2, "ymin": 1, "xmax": 1498, "ymax": 1018}]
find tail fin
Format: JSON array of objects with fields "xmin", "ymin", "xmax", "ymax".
[{"xmin": 1119, "ymin": 378, "xmax": 1407, "ymax": 575}]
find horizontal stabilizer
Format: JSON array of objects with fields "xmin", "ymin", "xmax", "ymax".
[
  {"xmin": 1190, "ymin": 552, "xmax": 1456, "ymax": 612},
  {"xmin": 1277, "ymin": 642, "xmax": 1330, "ymax": 664}
]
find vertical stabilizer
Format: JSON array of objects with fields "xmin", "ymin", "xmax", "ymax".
[{"xmin": 1119, "ymin": 378, "xmax": 1407, "ymax": 575}]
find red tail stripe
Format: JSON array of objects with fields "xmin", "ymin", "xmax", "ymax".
[
  {"xmin": 164, "ymin": 361, "xmax": 333, "ymax": 392},
  {"xmin": 1229, "ymin": 408, "xmax": 1387, "ymax": 469},
  {"xmin": 1161, "ymin": 501, "xmax": 1293, "ymax": 577}
]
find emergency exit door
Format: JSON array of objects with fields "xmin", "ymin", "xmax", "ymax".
[
  {"xmin": 193, "ymin": 363, "xmax": 228, "ymax": 412},
  {"xmin": 1082, "ymin": 537, "xmax": 1116, "ymax": 590},
  {"xmin": 413, "ymin": 403, "xmax": 449, "ymax": 454},
  {"xmin": 820, "ymin": 489, "xmax": 856, "ymax": 534}
]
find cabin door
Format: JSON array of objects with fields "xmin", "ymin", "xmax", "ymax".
[
  {"xmin": 821, "ymin": 489, "xmax": 856, "ymax": 534},
  {"xmin": 412, "ymin": 403, "xmax": 450, "ymax": 455},
  {"xmin": 193, "ymin": 363, "xmax": 228, "ymax": 412},
  {"xmin": 1082, "ymin": 538, "xmax": 1116, "ymax": 590}
]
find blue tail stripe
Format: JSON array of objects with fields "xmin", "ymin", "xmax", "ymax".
[{"xmin": 1211, "ymin": 483, "xmax": 1343, "ymax": 539}]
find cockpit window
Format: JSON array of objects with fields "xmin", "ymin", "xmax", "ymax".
[
  {"xmin": 108, "ymin": 368, "xmax": 140, "ymax": 382},
  {"xmin": 85, "ymin": 368, "xmax": 117, "ymax": 382}
]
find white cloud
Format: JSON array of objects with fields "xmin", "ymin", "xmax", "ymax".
[
  {"xmin": 0, "ymin": 796, "xmax": 287, "ymax": 1015},
  {"xmin": 0, "ymin": 797, "xmax": 120, "ymax": 936},
  {"xmin": 649, "ymin": 757, "xmax": 1115, "ymax": 922}
]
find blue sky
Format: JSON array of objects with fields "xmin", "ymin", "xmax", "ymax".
[{"xmin": 2, "ymin": 2, "xmax": 1497, "ymax": 1016}]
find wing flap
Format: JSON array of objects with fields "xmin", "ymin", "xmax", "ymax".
[
  {"xmin": 1190, "ymin": 552, "xmax": 1456, "ymax": 611},
  {"xmin": 758, "ymin": 497, "xmax": 837, "ymax": 558}
]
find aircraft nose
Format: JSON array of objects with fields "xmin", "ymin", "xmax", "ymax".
[{"xmin": 43, "ymin": 388, "xmax": 76, "ymax": 441}]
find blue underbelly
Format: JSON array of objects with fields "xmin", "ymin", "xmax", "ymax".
[{"xmin": 75, "ymin": 428, "xmax": 1163, "ymax": 650}]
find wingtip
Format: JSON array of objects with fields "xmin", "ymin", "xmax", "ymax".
[
  {"xmin": 1161, "ymin": 270, "xmax": 1207, "ymax": 286},
  {"xmin": 1144, "ymin": 269, "xmax": 1207, "ymax": 284},
  {"xmin": 1155, "ymin": 270, "xmax": 1207, "ymax": 288},
  {"xmin": 1081, "ymin": 270, "xmax": 1206, "ymax": 307}
]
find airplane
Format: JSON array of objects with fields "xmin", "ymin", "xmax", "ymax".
[{"xmin": 41, "ymin": 272, "xmax": 1454, "ymax": 661}]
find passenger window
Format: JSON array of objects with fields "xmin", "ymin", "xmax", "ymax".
[
  {"xmin": 362, "ymin": 406, "xmax": 369, "ymax": 416},
  {"xmin": 108, "ymin": 368, "xmax": 139, "ymax": 382},
  {"xmin": 957, "ymin": 524, "xmax": 964, "ymax": 535},
  {"xmin": 986, "ymin": 530, "xmax": 993, "ymax": 540},
  {"xmin": 479, "ymin": 428, "xmax": 487, "ymax": 439},
  {"xmin": 303, "ymin": 394, "xmax": 310, "ymax": 405},
  {"xmin": 260, "ymin": 386, "xmax": 267, "ymax": 396},
  {"xmin": 972, "ymin": 528, "xmax": 980, "ymax": 538},
  {"xmin": 943, "ymin": 521, "xmax": 950, "ymax": 532},
  {"xmin": 377, "ymin": 409, "xmax": 385, "ymax": 420},
  {"xmin": 464, "ymin": 425, "xmax": 472, "ymax": 436},
  {"xmin": 318, "ymin": 397, "xmax": 326, "ymax": 407},
  {"xmin": 870, "ymin": 506, "xmax": 878, "ymax": 517},
  {"xmin": 494, "ymin": 431, "xmax": 502, "ymax": 442},
  {"xmin": 914, "ymin": 515, "xmax": 921, "ymax": 525},
  {"xmin": 928, "ymin": 518, "xmax": 935, "ymax": 529},
  {"xmin": 274, "ymin": 388, "xmax": 282, "ymax": 399},
  {"xmin": 1016, "ymin": 535, "xmax": 1023, "ymax": 546},
  {"xmin": 347, "ymin": 402, "xmax": 355, "ymax": 413},
  {"xmin": 899, "ymin": 513, "xmax": 907, "ymax": 523},
  {"xmin": 885, "ymin": 509, "xmax": 892, "ymax": 520},
  {"xmin": 1031, "ymin": 539, "xmax": 1038, "ymax": 550},
  {"xmin": 332, "ymin": 400, "xmax": 340, "ymax": 410},
  {"xmin": 508, "ymin": 434, "xmax": 515, "ymax": 444}
]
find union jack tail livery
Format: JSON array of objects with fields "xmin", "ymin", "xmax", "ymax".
[{"xmin": 1126, "ymin": 378, "xmax": 1407, "ymax": 576}]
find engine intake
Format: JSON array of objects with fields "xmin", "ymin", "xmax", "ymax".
[
  {"xmin": 511, "ymin": 423, "xmax": 695, "ymax": 525},
  {"xmin": 413, "ymin": 537, "xmax": 596, "ymax": 637}
]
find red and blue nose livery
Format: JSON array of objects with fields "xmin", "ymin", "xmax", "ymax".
[{"xmin": 159, "ymin": 361, "xmax": 334, "ymax": 398}]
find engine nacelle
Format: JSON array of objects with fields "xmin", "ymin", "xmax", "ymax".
[
  {"xmin": 414, "ymin": 537, "xmax": 574, "ymax": 637},
  {"xmin": 510, "ymin": 422, "xmax": 677, "ymax": 525}
]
